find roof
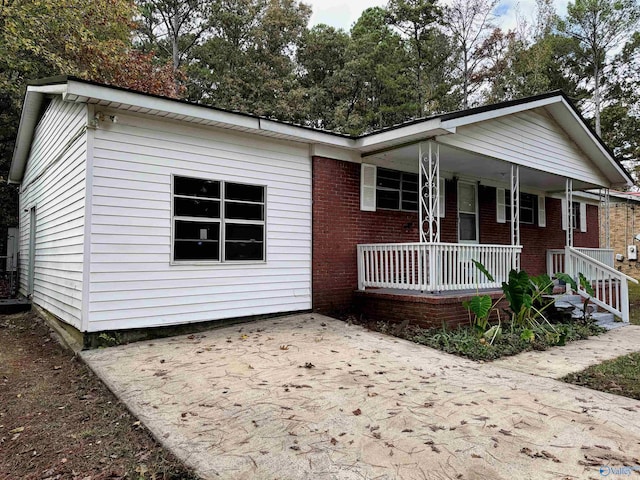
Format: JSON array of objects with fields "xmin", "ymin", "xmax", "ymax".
[{"xmin": 9, "ymin": 76, "xmax": 634, "ymax": 187}]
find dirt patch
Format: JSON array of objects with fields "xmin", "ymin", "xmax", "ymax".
[{"xmin": 0, "ymin": 311, "xmax": 198, "ymax": 480}]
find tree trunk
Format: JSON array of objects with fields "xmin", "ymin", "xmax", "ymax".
[
  {"xmin": 172, "ymin": 13, "xmax": 180, "ymax": 72},
  {"xmin": 463, "ymin": 47, "xmax": 469, "ymax": 109},
  {"xmin": 594, "ymin": 59, "xmax": 601, "ymax": 136}
]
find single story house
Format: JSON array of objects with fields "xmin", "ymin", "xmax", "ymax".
[{"xmin": 8, "ymin": 76, "xmax": 635, "ymax": 335}]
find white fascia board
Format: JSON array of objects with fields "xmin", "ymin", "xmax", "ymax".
[
  {"xmin": 65, "ymin": 80, "xmax": 358, "ymax": 149},
  {"xmin": 259, "ymin": 118, "xmax": 355, "ymax": 148},
  {"xmin": 310, "ymin": 144, "xmax": 361, "ymax": 163},
  {"xmin": 355, "ymin": 119, "xmax": 453, "ymax": 150},
  {"xmin": 28, "ymin": 84, "xmax": 68, "ymax": 95},
  {"xmin": 8, "ymin": 90, "xmax": 47, "ymax": 184},
  {"xmin": 65, "ymin": 79, "xmax": 261, "ymax": 130},
  {"xmin": 440, "ymin": 96, "xmax": 562, "ymax": 129},
  {"xmin": 552, "ymin": 98, "xmax": 632, "ymax": 187}
]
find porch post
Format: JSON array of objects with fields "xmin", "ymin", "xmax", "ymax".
[
  {"xmin": 604, "ymin": 188, "xmax": 611, "ymax": 248},
  {"xmin": 418, "ymin": 141, "xmax": 440, "ymax": 243},
  {"xmin": 510, "ymin": 165, "xmax": 520, "ymax": 269},
  {"xmin": 565, "ymin": 178, "xmax": 573, "ymax": 248},
  {"xmin": 565, "ymin": 178, "xmax": 574, "ymax": 293}
]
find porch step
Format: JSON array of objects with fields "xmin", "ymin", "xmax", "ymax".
[
  {"xmin": 591, "ymin": 312, "xmax": 624, "ymax": 330},
  {"xmin": 551, "ymin": 294, "xmax": 621, "ymax": 327}
]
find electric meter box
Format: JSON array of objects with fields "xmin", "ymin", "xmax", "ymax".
[{"xmin": 628, "ymin": 245, "xmax": 638, "ymax": 261}]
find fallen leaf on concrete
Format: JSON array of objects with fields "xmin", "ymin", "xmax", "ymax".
[
  {"xmin": 498, "ymin": 429, "xmax": 512, "ymax": 436},
  {"xmin": 280, "ymin": 345, "xmax": 290, "ymax": 350},
  {"xmin": 330, "ymin": 438, "xmax": 337, "ymax": 445},
  {"xmin": 594, "ymin": 444, "xmax": 612, "ymax": 450},
  {"xmin": 352, "ymin": 409, "xmax": 362, "ymax": 416}
]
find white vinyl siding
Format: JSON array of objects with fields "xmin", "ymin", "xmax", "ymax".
[
  {"xmin": 17, "ymin": 98, "xmax": 87, "ymax": 329},
  {"xmin": 437, "ymin": 109, "xmax": 609, "ymax": 186},
  {"xmin": 88, "ymin": 112, "xmax": 311, "ymax": 331}
]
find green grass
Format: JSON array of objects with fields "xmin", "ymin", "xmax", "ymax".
[
  {"xmin": 628, "ymin": 281, "xmax": 640, "ymax": 326},
  {"xmin": 562, "ymin": 352, "xmax": 640, "ymax": 400}
]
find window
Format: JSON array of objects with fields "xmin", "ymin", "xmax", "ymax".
[
  {"xmin": 505, "ymin": 191, "xmax": 537, "ymax": 225},
  {"xmin": 173, "ymin": 176, "xmax": 265, "ymax": 262},
  {"xmin": 458, "ymin": 181, "xmax": 478, "ymax": 242},
  {"xmin": 571, "ymin": 201, "xmax": 580, "ymax": 230},
  {"xmin": 376, "ymin": 168, "xmax": 418, "ymax": 211}
]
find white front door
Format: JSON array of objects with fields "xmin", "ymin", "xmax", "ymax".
[{"xmin": 458, "ymin": 181, "xmax": 478, "ymax": 243}]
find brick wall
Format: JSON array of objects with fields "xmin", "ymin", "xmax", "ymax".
[
  {"xmin": 607, "ymin": 201, "xmax": 640, "ymax": 279},
  {"xmin": 478, "ymin": 186, "xmax": 599, "ymax": 275},
  {"xmin": 312, "ymin": 156, "xmax": 601, "ymax": 314},
  {"xmin": 312, "ymin": 157, "xmax": 419, "ymax": 312}
]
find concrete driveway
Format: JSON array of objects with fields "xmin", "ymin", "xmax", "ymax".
[{"xmin": 82, "ymin": 314, "xmax": 640, "ymax": 480}]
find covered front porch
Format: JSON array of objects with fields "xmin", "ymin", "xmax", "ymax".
[{"xmin": 355, "ymin": 134, "xmax": 632, "ymax": 322}]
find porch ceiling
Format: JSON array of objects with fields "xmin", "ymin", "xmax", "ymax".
[{"xmin": 365, "ymin": 142, "xmax": 599, "ymax": 193}]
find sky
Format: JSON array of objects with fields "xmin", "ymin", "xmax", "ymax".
[{"xmin": 306, "ymin": 0, "xmax": 570, "ymax": 33}]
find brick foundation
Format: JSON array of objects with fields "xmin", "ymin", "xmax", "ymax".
[{"xmin": 354, "ymin": 290, "xmax": 508, "ymax": 329}]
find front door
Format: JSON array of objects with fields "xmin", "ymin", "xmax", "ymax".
[{"xmin": 458, "ymin": 181, "xmax": 478, "ymax": 243}]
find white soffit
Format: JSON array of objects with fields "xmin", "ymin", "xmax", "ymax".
[{"xmin": 64, "ymin": 79, "xmax": 356, "ymax": 149}]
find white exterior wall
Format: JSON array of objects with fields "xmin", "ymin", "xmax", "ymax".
[
  {"xmin": 438, "ymin": 109, "xmax": 610, "ymax": 186},
  {"xmin": 87, "ymin": 111, "xmax": 312, "ymax": 331},
  {"xmin": 18, "ymin": 98, "xmax": 87, "ymax": 329}
]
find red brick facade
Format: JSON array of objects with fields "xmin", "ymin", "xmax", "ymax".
[{"xmin": 311, "ymin": 156, "xmax": 600, "ymax": 315}]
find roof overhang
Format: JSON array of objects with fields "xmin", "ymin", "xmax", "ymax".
[
  {"xmin": 436, "ymin": 93, "xmax": 632, "ymax": 188},
  {"xmin": 8, "ymin": 83, "xmax": 68, "ymax": 183},
  {"xmin": 8, "ymin": 77, "xmax": 634, "ymax": 189}
]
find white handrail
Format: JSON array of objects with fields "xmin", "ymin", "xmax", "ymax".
[
  {"xmin": 565, "ymin": 246, "xmax": 637, "ymax": 323},
  {"xmin": 357, "ymin": 243, "xmax": 522, "ymax": 292}
]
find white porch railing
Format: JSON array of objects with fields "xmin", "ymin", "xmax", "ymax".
[
  {"xmin": 565, "ymin": 247, "xmax": 638, "ymax": 322},
  {"xmin": 357, "ymin": 243, "xmax": 522, "ymax": 292},
  {"xmin": 547, "ymin": 248, "xmax": 614, "ymax": 277}
]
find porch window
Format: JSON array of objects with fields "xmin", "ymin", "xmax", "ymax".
[
  {"xmin": 561, "ymin": 200, "xmax": 587, "ymax": 232},
  {"xmin": 376, "ymin": 168, "xmax": 418, "ymax": 211},
  {"xmin": 505, "ymin": 191, "xmax": 537, "ymax": 225},
  {"xmin": 458, "ymin": 181, "xmax": 478, "ymax": 242},
  {"xmin": 173, "ymin": 176, "xmax": 265, "ymax": 262}
]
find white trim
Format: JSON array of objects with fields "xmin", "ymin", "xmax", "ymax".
[
  {"xmin": 170, "ymin": 174, "xmax": 267, "ymax": 264},
  {"xmin": 438, "ymin": 177, "xmax": 445, "ymax": 218},
  {"xmin": 360, "ymin": 164, "xmax": 377, "ymax": 211},
  {"xmin": 561, "ymin": 198, "xmax": 567, "ymax": 230},
  {"xmin": 580, "ymin": 202, "xmax": 587, "ymax": 232},
  {"xmin": 538, "ymin": 196, "xmax": 546, "ymax": 228},
  {"xmin": 440, "ymin": 96, "xmax": 562, "ymax": 129},
  {"xmin": 80, "ymin": 104, "xmax": 94, "ymax": 332},
  {"xmin": 496, "ymin": 187, "xmax": 506, "ymax": 223},
  {"xmin": 457, "ymin": 180, "xmax": 479, "ymax": 243}
]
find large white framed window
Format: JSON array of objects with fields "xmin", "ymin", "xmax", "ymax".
[
  {"xmin": 172, "ymin": 175, "xmax": 265, "ymax": 262},
  {"xmin": 458, "ymin": 181, "xmax": 478, "ymax": 242}
]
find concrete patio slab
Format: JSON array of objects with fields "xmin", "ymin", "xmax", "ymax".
[
  {"xmin": 492, "ymin": 324, "xmax": 640, "ymax": 379},
  {"xmin": 81, "ymin": 314, "xmax": 640, "ymax": 480}
]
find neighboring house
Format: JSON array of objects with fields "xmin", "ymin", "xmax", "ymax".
[
  {"xmin": 604, "ymin": 191, "xmax": 640, "ymax": 279},
  {"xmin": 8, "ymin": 76, "xmax": 635, "ymax": 335}
]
